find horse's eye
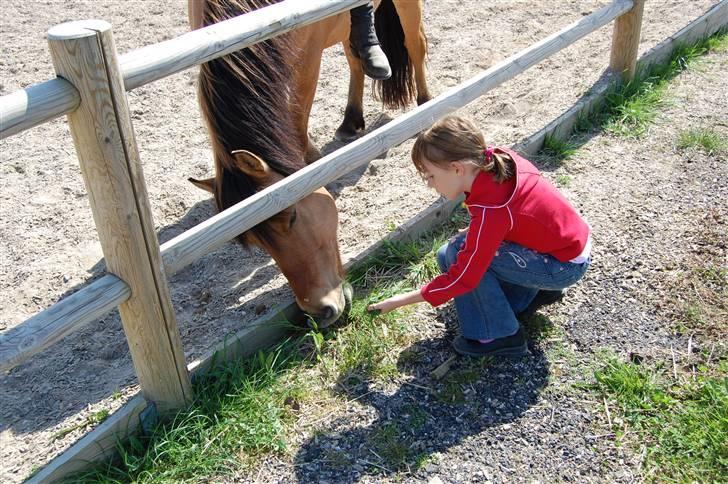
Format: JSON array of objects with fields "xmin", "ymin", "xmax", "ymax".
[{"xmin": 289, "ymin": 208, "xmax": 297, "ymax": 229}]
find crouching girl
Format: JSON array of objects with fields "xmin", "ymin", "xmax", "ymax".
[{"xmin": 368, "ymin": 116, "xmax": 591, "ymax": 357}]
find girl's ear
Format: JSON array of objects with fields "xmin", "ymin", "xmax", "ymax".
[{"xmin": 450, "ymin": 160, "xmax": 465, "ymax": 175}]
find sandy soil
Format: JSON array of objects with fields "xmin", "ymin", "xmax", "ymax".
[{"xmin": 0, "ymin": 0, "xmax": 722, "ymax": 481}]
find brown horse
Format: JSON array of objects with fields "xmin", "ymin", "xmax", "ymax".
[
  {"xmin": 189, "ymin": 0, "xmax": 352, "ymax": 328},
  {"xmin": 189, "ymin": 0, "xmax": 432, "ymax": 163},
  {"xmin": 189, "ymin": 0, "xmax": 430, "ymax": 326}
]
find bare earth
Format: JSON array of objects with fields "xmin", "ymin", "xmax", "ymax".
[{"xmin": 0, "ymin": 0, "xmax": 725, "ymax": 482}]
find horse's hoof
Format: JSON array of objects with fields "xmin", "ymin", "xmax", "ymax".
[{"xmin": 334, "ymin": 126, "xmax": 363, "ymax": 142}]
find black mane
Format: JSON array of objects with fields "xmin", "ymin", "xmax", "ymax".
[{"xmin": 199, "ymin": 0, "xmax": 305, "ymax": 215}]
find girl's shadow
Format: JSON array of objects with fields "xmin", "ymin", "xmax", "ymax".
[{"xmin": 293, "ymin": 332, "xmax": 550, "ymax": 482}]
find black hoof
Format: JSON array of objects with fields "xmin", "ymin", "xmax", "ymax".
[{"xmin": 334, "ymin": 125, "xmax": 363, "ymax": 142}]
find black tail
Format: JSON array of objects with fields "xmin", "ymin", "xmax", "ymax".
[{"xmin": 373, "ymin": 0, "xmax": 416, "ymax": 110}]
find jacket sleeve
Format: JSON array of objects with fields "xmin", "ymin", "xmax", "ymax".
[{"xmin": 420, "ymin": 206, "xmax": 511, "ymax": 306}]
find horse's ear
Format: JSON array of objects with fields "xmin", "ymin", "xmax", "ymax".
[
  {"xmin": 188, "ymin": 177, "xmax": 216, "ymax": 193},
  {"xmin": 231, "ymin": 150, "xmax": 273, "ymax": 182}
]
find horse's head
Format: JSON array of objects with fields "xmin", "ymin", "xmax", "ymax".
[{"xmin": 190, "ymin": 150, "xmax": 351, "ymax": 328}]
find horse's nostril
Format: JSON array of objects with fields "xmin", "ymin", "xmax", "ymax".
[{"xmin": 321, "ymin": 305, "xmax": 337, "ymax": 321}]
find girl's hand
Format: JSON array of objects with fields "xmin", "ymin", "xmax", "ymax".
[
  {"xmin": 367, "ymin": 297, "xmax": 402, "ymax": 315},
  {"xmin": 367, "ymin": 289, "xmax": 425, "ymax": 315}
]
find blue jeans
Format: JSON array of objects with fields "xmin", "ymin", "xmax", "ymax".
[{"xmin": 436, "ymin": 233, "xmax": 590, "ymax": 340}]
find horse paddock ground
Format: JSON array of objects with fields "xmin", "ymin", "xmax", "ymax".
[{"xmin": 0, "ymin": 1, "xmax": 725, "ymax": 481}]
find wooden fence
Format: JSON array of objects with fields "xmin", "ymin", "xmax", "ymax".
[{"xmin": 3, "ymin": 0, "xmax": 724, "ymax": 480}]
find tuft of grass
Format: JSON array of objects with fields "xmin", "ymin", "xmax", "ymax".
[
  {"xmin": 370, "ymin": 423, "xmax": 411, "ymax": 469},
  {"xmin": 594, "ymin": 358, "xmax": 728, "ymax": 481},
  {"xmin": 401, "ymin": 403, "xmax": 428, "ymax": 430},
  {"xmin": 52, "ymin": 409, "xmax": 110, "ymax": 442},
  {"xmin": 541, "ymin": 133, "xmax": 579, "ymax": 164},
  {"xmin": 347, "ymin": 239, "xmax": 432, "ymax": 289},
  {"xmin": 602, "ymin": 76, "xmax": 667, "ymax": 137},
  {"xmin": 434, "ymin": 359, "xmax": 487, "ymax": 404},
  {"xmin": 677, "ymin": 127, "xmax": 727, "ymax": 155},
  {"xmin": 325, "ymin": 298, "xmax": 410, "ymax": 385},
  {"xmin": 556, "ymin": 174, "xmax": 572, "ymax": 187},
  {"xmin": 69, "ymin": 339, "xmax": 312, "ymax": 482}
]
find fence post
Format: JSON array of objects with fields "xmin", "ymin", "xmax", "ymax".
[
  {"xmin": 609, "ymin": 0, "xmax": 646, "ymax": 82},
  {"xmin": 47, "ymin": 20, "xmax": 191, "ymax": 412}
]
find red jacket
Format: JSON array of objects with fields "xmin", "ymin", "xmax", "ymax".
[{"xmin": 421, "ymin": 147, "xmax": 590, "ymax": 307}]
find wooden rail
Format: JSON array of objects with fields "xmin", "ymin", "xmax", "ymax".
[
  {"xmin": 0, "ymin": 0, "xmax": 635, "ymax": 374},
  {"xmin": 0, "ymin": 0, "xmax": 367, "ymax": 139},
  {"xmin": 0, "ymin": 275, "xmax": 129, "ymax": 372}
]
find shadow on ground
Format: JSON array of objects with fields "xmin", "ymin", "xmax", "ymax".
[
  {"xmin": 0, "ymin": 196, "xmax": 287, "ymax": 436},
  {"xmin": 293, "ymin": 332, "xmax": 550, "ymax": 482}
]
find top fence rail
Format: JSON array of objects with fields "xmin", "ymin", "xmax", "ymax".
[{"xmin": 0, "ymin": 0, "xmax": 367, "ymax": 139}]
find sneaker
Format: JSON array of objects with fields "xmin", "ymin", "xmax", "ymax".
[
  {"xmin": 452, "ymin": 327, "xmax": 529, "ymax": 358},
  {"xmin": 517, "ymin": 290, "xmax": 564, "ymax": 319}
]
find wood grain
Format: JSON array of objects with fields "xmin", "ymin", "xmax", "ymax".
[
  {"xmin": 47, "ymin": 20, "xmax": 191, "ymax": 411},
  {"xmin": 610, "ymin": 0, "xmax": 646, "ymax": 81}
]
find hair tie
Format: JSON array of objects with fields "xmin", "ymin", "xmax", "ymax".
[{"xmin": 484, "ymin": 146, "xmax": 494, "ymax": 162}]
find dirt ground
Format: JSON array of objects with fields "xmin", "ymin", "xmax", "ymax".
[{"xmin": 0, "ymin": 0, "xmax": 724, "ymax": 481}]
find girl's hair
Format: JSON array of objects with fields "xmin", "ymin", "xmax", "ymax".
[{"xmin": 411, "ymin": 116, "xmax": 514, "ymax": 183}]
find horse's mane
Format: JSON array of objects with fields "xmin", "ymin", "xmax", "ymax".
[{"xmin": 198, "ymin": 0, "xmax": 305, "ymax": 220}]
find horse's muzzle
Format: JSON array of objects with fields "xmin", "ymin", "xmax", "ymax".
[{"xmin": 308, "ymin": 282, "xmax": 353, "ymax": 329}]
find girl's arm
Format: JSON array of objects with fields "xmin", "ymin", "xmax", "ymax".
[{"xmin": 367, "ymin": 289, "xmax": 424, "ymax": 315}]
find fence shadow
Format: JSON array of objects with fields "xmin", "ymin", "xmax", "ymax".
[
  {"xmin": 320, "ymin": 113, "xmax": 395, "ymax": 199},
  {"xmin": 0, "ymin": 196, "xmax": 292, "ymax": 436}
]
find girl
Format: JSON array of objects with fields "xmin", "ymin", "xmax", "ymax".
[{"xmin": 367, "ymin": 116, "xmax": 591, "ymax": 357}]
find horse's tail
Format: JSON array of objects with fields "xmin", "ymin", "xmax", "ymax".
[{"xmin": 373, "ymin": 0, "xmax": 417, "ymax": 110}]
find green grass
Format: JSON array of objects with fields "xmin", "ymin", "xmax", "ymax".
[
  {"xmin": 536, "ymin": 32, "xmax": 728, "ymax": 161},
  {"xmin": 594, "ymin": 358, "xmax": 728, "ymax": 481},
  {"xmin": 322, "ymin": 298, "xmax": 410, "ymax": 385},
  {"xmin": 370, "ymin": 423, "xmax": 411, "ymax": 469},
  {"xmin": 52, "ymin": 409, "xmax": 110, "ymax": 442},
  {"xmin": 601, "ymin": 31, "xmax": 728, "ymax": 138},
  {"xmin": 68, "ymin": 339, "xmax": 314, "ymax": 482},
  {"xmin": 541, "ymin": 133, "xmax": 579, "ymax": 164},
  {"xmin": 347, "ymin": 235, "xmax": 448, "ymax": 290},
  {"xmin": 555, "ymin": 174, "xmax": 572, "ymax": 187},
  {"xmin": 677, "ymin": 127, "xmax": 728, "ymax": 155}
]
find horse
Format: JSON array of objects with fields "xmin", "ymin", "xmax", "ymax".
[
  {"xmin": 188, "ymin": 0, "xmax": 432, "ymax": 163},
  {"xmin": 189, "ymin": 0, "xmax": 353, "ymax": 328},
  {"xmin": 188, "ymin": 0, "xmax": 430, "ymax": 327}
]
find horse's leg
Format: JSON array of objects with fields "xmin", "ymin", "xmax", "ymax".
[
  {"xmin": 394, "ymin": 0, "xmax": 431, "ymax": 105},
  {"xmin": 335, "ymin": 43, "xmax": 366, "ymax": 142}
]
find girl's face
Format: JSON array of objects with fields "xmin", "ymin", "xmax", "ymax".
[{"xmin": 420, "ymin": 159, "xmax": 466, "ymax": 201}]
